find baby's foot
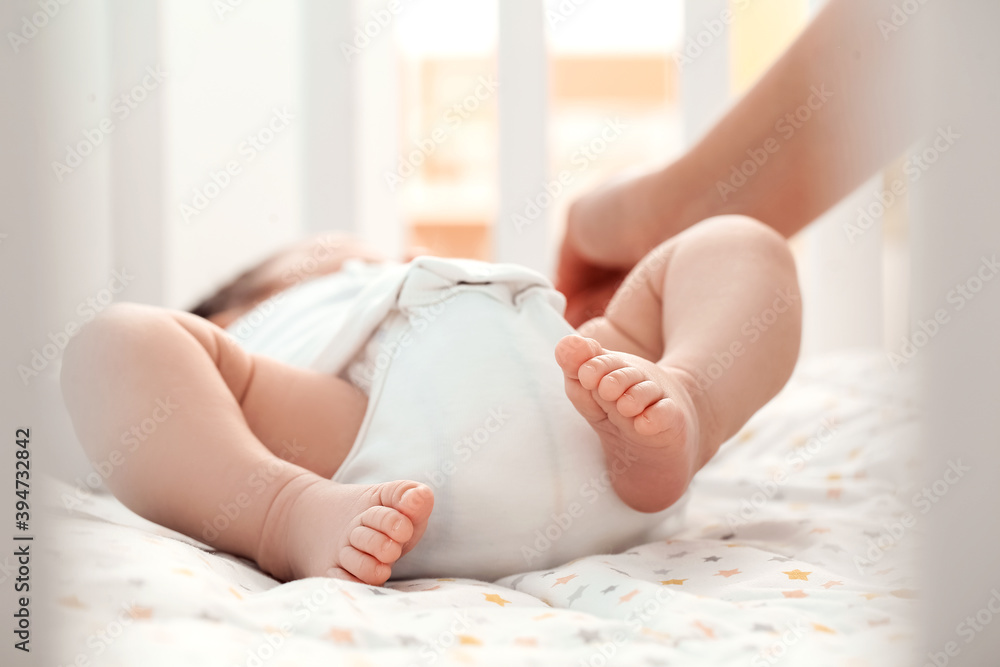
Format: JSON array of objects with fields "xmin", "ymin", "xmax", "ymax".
[
  {"xmin": 258, "ymin": 475, "xmax": 434, "ymax": 585},
  {"xmin": 555, "ymin": 334, "xmax": 704, "ymax": 513}
]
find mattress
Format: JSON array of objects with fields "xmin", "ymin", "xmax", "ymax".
[{"xmin": 44, "ymin": 350, "xmax": 921, "ymax": 666}]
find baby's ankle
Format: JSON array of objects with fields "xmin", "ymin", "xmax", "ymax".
[
  {"xmin": 663, "ymin": 364, "xmax": 723, "ymax": 472},
  {"xmin": 255, "ymin": 471, "xmax": 322, "ymax": 580}
]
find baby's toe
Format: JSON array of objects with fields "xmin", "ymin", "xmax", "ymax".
[
  {"xmin": 616, "ymin": 380, "xmax": 664, "ymax": 418},
  {"xmin": 360, "ymin": 505, "xmax": 413, "ymax": 543},
  {"xmin": 564, "ymin": 376, "xmax": 608, "ymax": 422},
  {"xmin": 380, "ymin": 482, "xmax": 434, "ymax": 557},
  {"xmin": 350, "ymin": 525, "xmax": 403, "ymax": 564},
  {"xmin": 578, "ymin": 354, "xmax": 629, "ymax": 391},
  {"xmin": 324, "ymin": 566, "xmax": 364, "ymax": 584},
  {"xmin": 597, "ymin": 366, "xmax": 647, "ymax": 402},
  {"xmin": 397, "ymin": 486, "xmax": 434, "ymax": 522},
  {"xmin": 339, "ymin": 545, "xmax": 392, "ymax": 585},
  {"xmin": 634, "ymin": 398, "xmax": 683, "ymax": 437},
  {"xmin": 555, "ymin": 335, "xmax": 604, "ymax": 378},
  {"xmin": 377, "ymin": 481, "xmax": 434, "ymax": 525}
]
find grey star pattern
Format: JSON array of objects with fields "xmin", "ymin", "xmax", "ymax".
[
  {"xmin": 610, "ymin": 568, "xmax": 630, "ymax": 577},
  {"xmin": 397, "ymin": 635, "xmax": 422, "ymax": 646},
  {"xmin": 567, "ymin": 585, "xmax": 589, "ymax": 605},
  {"xmin": 752, "ymin": 623, "xmax": 776, "ymax": 633},
  {"xmin": 509, "ymin": 574, "xmax": 528, "ymax": 589},
  {"xmin": 668, "ymin": 551, "xmax": 689, "ymax": 559},
  {"xmin": 768, "ymin": 556, "xmax": 793, "ymax": 563},
  {"xmin": 601, "ymin": 585, "xmax": 618, "ymax": 594},
  {"xmin": 703, "ymin": 556, "xmax": 722, "ymax": 562},
  {"xmin": 721, "ymin": 533, "xmax": 736, "ymax": 541},
  {"xmin": 578, "ymin": 629, "xmax": 601, "ymax": 643},
  {"xmin": 653, "ymin": 569, "xmax": 671, "ymax": 575}
]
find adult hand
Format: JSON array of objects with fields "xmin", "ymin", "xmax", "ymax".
[
  {"xmin": 556, "ymin": 226, "xmax": 629, "ymax": 327},
  {"xmin": 556, "ymin": 170, "xmax": 672, "ymax": 327}
]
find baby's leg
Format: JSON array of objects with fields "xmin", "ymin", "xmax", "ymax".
[
  {"xmin": 555, "ymin": 215, "xmax": 801, "ymax": 512},
  {"xmin": 61, "ymin": 304, "xmax": 433, "ymax": 584}
]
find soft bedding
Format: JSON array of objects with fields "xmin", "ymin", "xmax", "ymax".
[{"xmin": 45, "ymin": 350, "xmax": 921, "ymax": 666}]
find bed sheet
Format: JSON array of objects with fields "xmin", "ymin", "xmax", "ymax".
[{"xmin": 44, "ymin": 350, "xmax": 922, "ymax": 666}]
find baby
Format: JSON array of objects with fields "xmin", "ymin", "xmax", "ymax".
[{"xmin": 60, "ymin": 215, "xmax": 801, "ymax": 586}]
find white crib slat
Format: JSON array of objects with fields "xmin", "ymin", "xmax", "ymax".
[
  {"xmin": 5, "ymin": 0, "xmax": 117, "ymax": 485},
  {"xmin": 496, "ymin": 0, "xmax": 550, "ymax": 274},
  {"xmin": 109, "ymin": 0, "xmax": 166, "ymax": 305},
  {"xmin": 680, "ymin": 0, "xmax": 731, "ymax": 145},
  {"xmin": 301, "ymin": 0, "xmax": 358, "ymax": 234},
  {"xmin": 798, "ymin": 179, "xmax": 885, "ymax": 356},
  {"xmin": 913, "ymin": 2, "xmax": 1000, "ymax": 661},
  {"xmin": 793, "ymin": 0, "xmax": 885, "ymax": 356},
  {"xmin": 355, "ymin": 0, "xmax": 404, "ymax": 257}
]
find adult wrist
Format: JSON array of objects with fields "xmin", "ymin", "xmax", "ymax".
[{"xmin": 647, "ymin": 153, "xmax": 731, "ymax": 243}]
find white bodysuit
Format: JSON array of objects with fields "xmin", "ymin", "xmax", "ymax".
[{"xmin": 229, "ymin": 257, "xmax": 686, "ymax": 581}]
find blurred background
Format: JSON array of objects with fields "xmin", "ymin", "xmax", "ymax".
[
  {"xmin": 164, "ymin": 0, "xmax": 907, "ymax": 363},
  {"xmin": 9, "ymin": 0, "xmax": 907, "ymax": 359}
]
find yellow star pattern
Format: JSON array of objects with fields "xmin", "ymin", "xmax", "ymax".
[
  {"xmin": 457, "ymin": 635, "xmax": 482, "ymax": 646},
  {"xmin": 661, "ymin": 579, "xmax": 688, "ymax": 586},
  {"xmin": 783, "ymin": 569, "xmax": 811, "ymax": 581},
  {"xmin": 484, "ymin": 593, "xmax": 511, "ymax": 607},
  {"xmin": 715, "ymin": 569, "xmax": 741, "ymax": 578}
]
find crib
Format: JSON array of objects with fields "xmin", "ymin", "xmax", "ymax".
[{"xmin": 2, "ymin": 0, "xmax": 998, "ymax": 665}]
